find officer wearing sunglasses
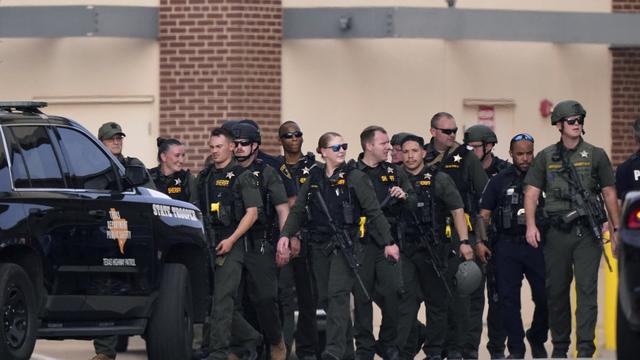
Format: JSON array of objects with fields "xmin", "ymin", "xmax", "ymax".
[
  {"xmin": 523, "ymin": 100, "xmax": 621, "ymax": 358},
  {"xmin": 277, "ymin": 131, "xmax": 395, "ymax": 360},
  {"xmin": 424, "ymin": 112, "xmax": 486, "ymax": 360},
  {"xmin": 276, "ymin": 121, "xmax": 320, "ymax": 360},
  {"xmin": 478, "ymin": 133, "xmax": 548, "ymax": 359}
]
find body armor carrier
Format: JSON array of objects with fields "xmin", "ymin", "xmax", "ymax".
[
  {"xmin": 304, "ymin": 164, "xmax": 361, "ymax": 238},
  {"xmin": 494, "ymin": 175, "xmax": 527, "ymax": 236},
  {"xmin": 429, "ymin": 145, "xmax": 476, "ymax": 214},
  {"xmin": 404, "ymin": 166, "xmax": 446, "ymax": 241},
  {"xmin": 198, "ymin": 164, "xmax": 247, "ymax": 241},
  {"xmin": 149, "ymin": 167, "xmax": 192, "ymax": 202}
]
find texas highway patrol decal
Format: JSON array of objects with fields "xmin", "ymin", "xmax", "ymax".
[{"xmin": 107, "ymin": 208, "xmax": 131, "ymax": 255}]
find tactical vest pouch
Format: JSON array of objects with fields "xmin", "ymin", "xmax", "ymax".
[
  {"xmin": 342, "ymin": 202, "xmax": 355, "ymax": 225},
  {"xmin": 210, "ymin": 202, "xmax": 232, "ymax": 227}
]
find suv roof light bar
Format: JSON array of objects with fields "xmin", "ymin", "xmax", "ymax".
[{"xmin": 0, "ymin": 102, "xmax": 48, "ymax": 114}]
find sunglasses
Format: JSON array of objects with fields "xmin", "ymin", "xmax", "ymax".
[
  {"xmin": 234, "ymin": 140, "xmax": 252, "ymax": 147},
  {"xmin": 281, "ymin": 131, "xmax": 303, "ymax": 139},
  {"xmin": 434, "ymin": 127, "xmax": 458, "ymax": 135},
  {"xmin": 324, "ymin": 143, "xmax": 348, "ymax": 152},
  {"xmin": 510, "ymin": 133, "xmax": 535, "ymax": 143},
  {"xmin": 564, "ymin": 117, "xmax": 584, "ymax": 126}
]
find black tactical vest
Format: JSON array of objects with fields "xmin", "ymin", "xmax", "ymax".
[
  {"xmin": 199, "ymin": 164, "xmax": 247, "ymax": 240},
  {"xmin": 494, "ymin": 174, "xmax": 527, "ymax": 236},
  {"xmin": 149, "ymin": 167, "xmax": 191, "ymax": 202},
  {"xmin": 247, "ymin": 159, "xmax": 275, "ymax": 229},
  {"xmin": 284, "ymin": 152, "xmax": 317, "ymax": 192},
  {"xmin": 305, "ymin": 164, "xmax": 361, "ymax": 235},
  {"xmin": 404, "ymin": 166, "xmax": 446, "ymax": 239},
  {"xmin": 429, "ymin": 145, "xmax": 475, "ymax": 212}
]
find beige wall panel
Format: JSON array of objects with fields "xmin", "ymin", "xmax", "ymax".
[
  {"xmin": 283, "ymin": 39, "xmax": 611, "ymax": 161},
  {"xmin": 284, "ymin": 0, "xmax": 609, "ymax": 12},
  {"xmin": 0, "ymin": 38, "xmax": 159, "ymax": 166},
  {"xmin": 1, "ymin": 1, "xmax": 157, "ymax": 6}
]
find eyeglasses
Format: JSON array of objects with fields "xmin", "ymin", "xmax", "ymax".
[
  {"xmin": 324, "ymin": 143, "xmax": 348, "ymax": 152},
  {"xmin": 564, "ymin": 117, "xmax": 584, "ymax": 126},
  {"xmin": 234, "ymin": 140, "xmax": 252, "ymax": 147},
  {"xmin": 510, "ymin": 133, "xmax": 535, "ymax": 143},
  {"xmin": 281, "ymin": 131, "xmax": 303, "ymax": 139},
  {"xmin": 434, "ymin": 127, "xmax": 458, "ymax": 135}
]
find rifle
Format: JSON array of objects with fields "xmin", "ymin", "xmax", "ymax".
[
  {"xmin": 410, "ymin": 211, "xmax": 453, "ymax": 297},
  {"xmin": 378, "ymin": 193, "xmax": 406, "ymax": 297},
  {"xmin": 315, "ymin": 189, "xmax": 371, "ymax": 301},
  {"xmin": 558, "ymin": 151, "xmax": 612, "ymax": 272}
]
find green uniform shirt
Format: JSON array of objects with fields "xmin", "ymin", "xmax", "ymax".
[
  {"xmin": 281, "ymin": 163, "xmax": 394, "ymax": 246},
  {"xmin": 433, "ymin": 171, "xmax": 465, "ymax": 211},
  {"xmin": 259, "ymin": 164, "xmax": 289, "ymax": 206},
  {"xmin": 524, "ymin": 138, "xmax": 614, "ymax": 213}
]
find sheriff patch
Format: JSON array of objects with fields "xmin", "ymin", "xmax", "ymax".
[
  {"xmin": 167, "ymin": 186, "xmax": 182, "ymax": 194},
  {"xmin": 216, "ymin": 179, "xmax": 230, "ymax": 187}
]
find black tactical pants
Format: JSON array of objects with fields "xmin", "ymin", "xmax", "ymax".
[
  {"xmin": 396, "ymin": 242, "xmax": 451, "ymax": 359},
  {"xmin": 352, "ymin": 241, "xmax": 402, "ymax": 359},
  {"xmin": 309, "ymin": 239, "xmax": 355, "ymax": 360},
  {"xmin": 278, "ymin": 241, "xmax": 319, "ymax": 358}
]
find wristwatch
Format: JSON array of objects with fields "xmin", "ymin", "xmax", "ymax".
[{"xmin": 460, "ymin": 239, "xmax": 470, "ymax": 245}]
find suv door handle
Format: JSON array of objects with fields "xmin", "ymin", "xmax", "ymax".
[
  {"xmin": 28, "ymin": 208, "xmax": 46, "ymax": 218},
  {"xmin": 88, "ymin": 209, "xmax": 107, "ymax": 219}
]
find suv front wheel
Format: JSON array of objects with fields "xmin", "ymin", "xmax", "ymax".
[
  {"xmin": 0, "ymin": 263, "xmax": 37, "ymax": 360},
  {"xmin": 146, "ymin": 263, "xmax": 194, "ymax": 360}
]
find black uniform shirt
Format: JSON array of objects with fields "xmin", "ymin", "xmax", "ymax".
[
  {"xmin": 616, "ymin": 151, "xmax": 640, "ymax": 201},
  {"xmin": 480, "ymin": 164, "xmax": 527, "ymax": 236}
]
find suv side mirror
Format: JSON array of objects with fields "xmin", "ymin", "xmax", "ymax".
[{"xmin": 125, "ymin": 165, "xmax": 149, "ymax": 188}]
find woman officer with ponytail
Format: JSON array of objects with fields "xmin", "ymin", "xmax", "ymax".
[
  {"xmin": 276, "ymin": 132, "xmax": 397, "ymax": 360},
  {"xmin": 148, "ymin": 137, "xmax": 197, "ymax": 204}
]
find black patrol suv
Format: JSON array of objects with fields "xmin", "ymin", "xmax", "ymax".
[
  {"xmin": 618, "ymin": 190, "xmax": 640, "ymax": 358},
  {"xmin": 0, "ymin": 102, "xmax": 212, "ymax": 360}
]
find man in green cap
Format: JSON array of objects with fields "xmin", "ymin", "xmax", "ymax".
[
  {"xmin": 97, "ymin": 121, "xmax": 155, "ymax": 189},
  {"xmin": 524, "ymin": 100, "xmax": 620, "ymax": 358},
  {"xmin": 90, "ymin": 122, "xmax": 155, "ymax": 360}
]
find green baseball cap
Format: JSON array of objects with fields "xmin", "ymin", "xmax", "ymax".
[{"xmin": 98, "ymin": 122, "xmax": 126, "ymax": 140}]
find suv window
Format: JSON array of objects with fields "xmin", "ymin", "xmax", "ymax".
[
  {"xmin": 55, "ymin": 127, "xmax": 120, "ymax": 191},
  {"xmin": 5, "ymin": 126, "xmax": 65, "ymax": 189}
]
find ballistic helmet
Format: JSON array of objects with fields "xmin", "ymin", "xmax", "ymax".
[
  {"xmin": 463, "ymin": 124, "xmax": 497, "ymax": 144},
  {"xmin": 455, "ymin": 260, "xmax": 482, "ymax": 296},
  {"xmin": 551, "ymin": 100, "xmax": 586, "ymax": 125}
]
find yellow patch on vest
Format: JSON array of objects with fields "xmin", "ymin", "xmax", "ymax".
[
  {"xmin": 215, "ymin": 179, "xmax": 230, "ymax": 187},
  {"xmin": 444, "ymin": 164, "xmax": 459, "ymax": 169},
  {"xmin": 548, "ymin": 164, "xmax": 562, "ymax": 170},
  {"xmin": 419, "ymin": 180, "xmax": 431, "ymax": 186},
  {"xmin": 381, "ymin": 175, "xmax": 389, "ymax": 182},
  {"xmin": 299, "ymin": 178, "xmax": 307, "ymax": 184},
  {"xmin": 574, "ymin": 161, "xmax": 591, "ymax": 167},
  {"xmin": 336, "ymin": 179, "xmax": 346, "ymax": 185},
  {"xmin": 167, "ymin": 186, "xmax": 182, "ymax": 194}
]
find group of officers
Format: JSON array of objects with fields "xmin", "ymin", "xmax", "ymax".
[{"xmin": 91, "ymin": 99, "xmax": 628, "ymax": 360}]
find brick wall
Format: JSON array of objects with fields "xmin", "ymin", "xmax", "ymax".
[
  {"xmin": 159, "ymin": 0, "xmax": 283, "ymax": 171},
  {"xmin": 611, "ymin": 0, "xmax": 640, "ymax": 166}
]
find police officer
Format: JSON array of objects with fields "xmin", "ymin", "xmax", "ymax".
[
  {"xmin": 524, "ymin": 100, "xmax": 620, "ymax": 358},
  {"xmin": 277, "ymin": 120, "xmax": 319, "ymax": 360},
  {"xmin": 149, "ymin": 137, "xmax": 197, "ymax": 203},
  {"xmin": 90, "ymin": 122, "xmax": 156, "ymax": 360},
  {"xmin": 479, "ymin": 133, "xmax": 548, "ymax": 359},
  {"xmin": 396, "ymin": 134, "xmax": 473, "ymax": 360},
  {"xmin": 424, "ymin": 112, "xmax": 488, "ymax": 359},
  {"xmin": 390, "ymin": 132, "xmax": 412, "ymax": 165},
  {"xmin": 198, "ymin": 127, "xmax": 263, "ymax": 360},
  {"xmin": 98, "ymin": 121, "xmax": 155, "ymax": 189},
  {"xmin": 230, "ymin": 122, "xmax": 289, "ymax": 360},
  {"xmin": 616, "ymin": 117, "xmax": 640, "ymax": 200},
  {"xmin": 277, "ymin": 131, "xmax": 397, "ymax": 360},
  {"xmin": 352, "ymin": 126, "xmax": 414, "ymax": 360},
  {"xmin": 463, "ymin": 124, "xmax": 509, "ymax": 359}
]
